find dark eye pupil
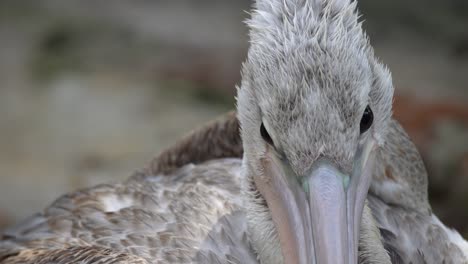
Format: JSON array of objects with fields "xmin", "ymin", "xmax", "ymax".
[
  {"xmin": 360, "ymin": 105, "xmax": 374, "ymax": 134},
  {"xmin": 260, "ymin": 123, "xmax": 274, "ymax": 146}
]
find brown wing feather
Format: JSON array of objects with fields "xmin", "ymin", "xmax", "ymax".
[
  {"xmin": 145, "ymin": 110, "xmax": 242, "ymax": 176},
  {"xmin": 1, "ymin": 111, "xmax": 245, "ymax": 264},
  {"xmin": 2, "ymin": 246, "xmax": 148, "ymax": 264},
  {"xmin": 1, "ymin": 158, "xmax": 246, "ymax": 263}
]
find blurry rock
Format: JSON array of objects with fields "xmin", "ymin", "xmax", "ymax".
[{"xmin": 394, "ymin": 95, "xmax": 468, "ymax": 148}]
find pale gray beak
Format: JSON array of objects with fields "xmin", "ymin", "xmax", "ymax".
[{"xmin": 254, "ymin": 140, "xmax": 376, "ymax": 264}]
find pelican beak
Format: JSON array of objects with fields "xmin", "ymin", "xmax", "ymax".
[{"xmin": 255, "ymin": 140, "xmax": 376, "ymax": 264}]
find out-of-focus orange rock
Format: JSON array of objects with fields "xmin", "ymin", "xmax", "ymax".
[{"xmin": 393, "ymin": 94, "xmax": 468, "ymax": 148}]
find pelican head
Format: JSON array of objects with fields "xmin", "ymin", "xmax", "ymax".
[{"xmin": 237, "ymin": 0, "xmax": 394, "ymax": 263}]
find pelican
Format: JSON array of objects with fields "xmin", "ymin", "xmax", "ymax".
[{"xmin": 0, "ymin": 0, "xmax": 466, "ymax": 264}]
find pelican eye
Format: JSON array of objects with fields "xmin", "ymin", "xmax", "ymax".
[
  {"xmin": 260, "ymin": 122, "xmax": 274, "ymax": 146},
  {"xmin": 360, "ymin": 105, "xmax": 374, "ymax": 134}
]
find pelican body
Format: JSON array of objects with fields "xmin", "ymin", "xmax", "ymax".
[{"xmin": 1, "ymin": 0, "xmax": 467, "ymax": 263}]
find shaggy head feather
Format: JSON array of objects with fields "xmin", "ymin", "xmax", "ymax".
[
  {"xmin": 239, "ymin": 0, "xmax": 393, "ymax": 176},
  {"xmin": 237, "ymin": 0, "xmax": 394, "ymax": 262}
]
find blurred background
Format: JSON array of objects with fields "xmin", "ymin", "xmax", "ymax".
[{"xmin": 0, "ymin": 0, "xmax": 467, "ymax": 237}]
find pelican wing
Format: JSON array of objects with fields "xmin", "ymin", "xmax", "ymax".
[
  {"xmin": 145, "ymin": 111, "xmax": 242, "ymax": 176},
  {"xmin": 1, "ymin": 159, "xmax": 256, "ymax": 264},
  {"xmin": 0, "ymin": 246, "xmax": 149, "ymax": 264},
  {"xmin": 369, "ymin": 196, "xmax": 468, "ymax": 264},
  {"xmin": 368, "ymin": 120, "xmax": 468, "ymax": 264}
]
